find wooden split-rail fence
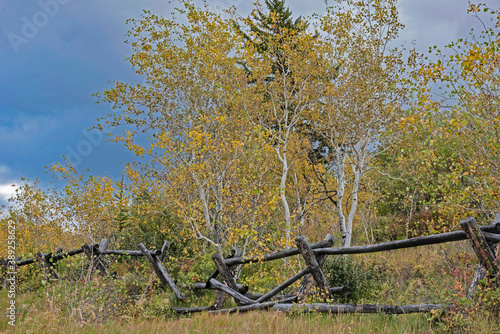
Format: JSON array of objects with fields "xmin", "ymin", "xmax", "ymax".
[{"xmin": 2, "ymin": 216, "xmax": 500, "ymax": 315}]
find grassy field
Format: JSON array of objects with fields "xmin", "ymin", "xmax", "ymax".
[
  {"xmin": 2, "ymin": 306, "xmax": 499, "ymax": 334},
  {"xmin": 1, "ymin": 242, "xmax": 499, "ymax": 333},
  {"xmin": 2, "ymin": 310, "xmax": 433, "ymax": 334}
]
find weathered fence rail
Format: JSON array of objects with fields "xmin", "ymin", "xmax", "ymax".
[{"xmin": 2, "ymin": 216, "xmax": 499, "ymax": 315}]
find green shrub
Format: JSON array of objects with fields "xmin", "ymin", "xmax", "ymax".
[{"xmin": 322, "ymin": 255, "xmax": 382, "ymax": 303}]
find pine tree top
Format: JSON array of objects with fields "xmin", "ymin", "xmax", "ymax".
[{"xmin": 234, "ymin": 0, "xmax": 306, "ymax": 54}]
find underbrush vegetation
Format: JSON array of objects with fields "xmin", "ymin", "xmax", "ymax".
[{"xmin": 322, "ymin": 255, "xmax": 383, "ymax": 303}]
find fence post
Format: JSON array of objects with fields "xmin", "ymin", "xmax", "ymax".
[
  {"xmin": 138, "ymin": 243, "xmax": 184, "ymax": 301},
  {"xmin": 1, "ymin": 259, "xmax": 10, "ymax": 289},
  {"xmin": 82, "ymin": 240, "xmax": 111, "ymax": 279},
  {"xmin": 461, "ymin": 217, "xmax": 499, "ymax": 298},
  {"xmin": 35, "ymin": 251, "xmax": 60, "ymax": 282},
  {"xmin": 298, "ymin": 234, "xmax": 334, "ymax": 297},
  {"xmin": 212, "ymin": 252, "xmax": 245, "ymax": 307},
  {"xmin": 211, "ymin": 248, "xmax": 243, "ymax": 309},
  {"xmin": 296, "ymin": 235, "xmax": 333, "ymax": 301},
  {"xmin": 144, "ymin": 241, "xmax": 170, "ymax": 296}
]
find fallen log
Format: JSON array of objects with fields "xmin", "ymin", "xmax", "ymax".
[
  {"xmin": 207, "ymin": 301, "xmax": 276, "ymax": 314},
  {"xmin": 172, "ymin": 306, "xmax": 213, "ymax": 314},
  {"xmin": 313, "ymin": 222, "xmax": 500, "ymax": 256},
  {"xmin": 273, "ymin": 303, "xmax": 449, "ymax": 314},
  {"xmin": 208, "ymin": 296, "xmax": 300, "ymax": 315}
]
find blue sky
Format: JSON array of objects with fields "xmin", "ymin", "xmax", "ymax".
[{"xmin": 0, "ymin": 0, "xmax": 497, "ymax": 206}]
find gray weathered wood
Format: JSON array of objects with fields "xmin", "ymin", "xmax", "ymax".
[
  {"xmin": 299, "ymin": 234, "xmax": 334, "ymax": 297},
  {"xmin": 138, "ymin": 243, "xmax": 184, "ymax": 301},
  {"xmin": 296, "ymin": 236, "xmax": 332, "ymax": 300},
  {"xmin": 467, "ymin": 264, "xmax": 488, "ymax": 299},
  {"xmin": 212, "ymin": 252, "xmax": 240, "ymax": 308},
  {"xmin": 98, "ymin": 239, "xmax": 109, "ymax": 253},
  {"xmin": 211, "ymin": 248, "xmax": 242, "ymax": 309},
  {"xmin": 52, "ymin": 248, "xmax": 84, "ymax": 262},
  {"xmin": 160, "ymin": 241, "xmax": 171, "ymax": 260},
  {"xmin": 462, "ymin": 217, "xmax": 499, "ymax": 298},
  {"xmin": 208, "ymin": 278, "xmax": 257, "ymax": 306},
  {"xmin": 208, "ymin": 296, "xmax": 299, "ymax": 315},
  {"xmin": 330, "ymin": 286, "xmax": 347, "ymax": 294},
  {"xmin": 208, "ymin": 301, "xmax": 278, "ymax": 315},
  {"xmin": 256, "ymin": 267, "xmax": 311, "ymax": 303},
  {"xmin": 100, "ymin": 249, "xmax": 161, "ymax": 256},
  {"xmin": 82, "ymin": 243, "xmax": 110, "ymax": 277},
  {"xmin": 35, "ymin": 251, "xmax": 59, "ymax": 282},
  {"xmin": 313, "ymin": 222, "xmax": 500, "ymax": 256},
  {"xmin": 224, "ymin": 237, "xmax": 342, "ymax": 266},
  {"xmin": 172, "ymin": 306, "xmax": 214, "ymax": 314},
  {"xmin": 189, "ymin": 282, "xmax": 246, "ymax": 290},
  {"xmin": 212, "ymin": 253, "xmax": 239, "ymax": 290},
  {"xmin": 483, "ymin": 232, "xmax": 500, "ymax": 243},
  {"xmin": 206, "ymin": 247, "xmax": 242, "ymax": 285},
  {"xmin": 461, "ymin": 217, "xmax": 497, "ymax": 274},
  {"xmin": 144, "ymin": 241, "xmax": 171, "ymax": 296},
  {"xmin": 273, "ymin": 303, "xmax": 449, "ymax": 314}
]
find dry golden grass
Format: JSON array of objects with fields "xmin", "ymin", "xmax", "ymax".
[{"xmin": 3, "ymin": 309, "xmax": 433, "ymax": 334}]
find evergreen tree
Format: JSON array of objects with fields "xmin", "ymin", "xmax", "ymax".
[
  {"xmin": 235, "ymin": 1, "xmax": 331, "ymax": 163},
  {"xmin": 234, "ymin": 0, "xmax": 307, "ymax": 76}
]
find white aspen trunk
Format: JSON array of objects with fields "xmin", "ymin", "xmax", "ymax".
[
  {"xmin": 292, "ymin": 171, "xmax": 307, "ymax": 227},
  {"xmin": 344, "ymin": 166, "xmax": 362, "ymax": 248},
  {"xmin": 406, "ymin": 188, "xmax": 417, "ymax": 239},
  {"xmin": 190, "ymin": 153, "xmax": 213, "ymax": 237},
  {"xmin": 277, "ymin": 145, "xmax": 292, "ymax": 247},
  {"xmin": 335, "ymin": 145, "xmax": 348, "ymax": 245},
  {"xmin": 344, "ymin": 142, "xmax": 368, "ymax": 247},
  {"xmin": 198, "ymin": 185, "xmax": 212, "ymax": 233}
]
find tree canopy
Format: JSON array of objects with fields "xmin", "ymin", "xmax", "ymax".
[{"xmin": 2, "ymin": 0, "xmax": 500, "ymax": 259}]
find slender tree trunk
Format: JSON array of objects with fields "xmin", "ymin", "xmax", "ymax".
[
  {"xmin": 335, "ymin": 145, "xmax": 348, "ymax": 245},
  {"xmin": 343, "ymin": 173, "xmax": 359, "ymax": 248},
  {"xmin": 344, "ymin": 148, "xmax": 367, "ymax": 248},
  {"xmin": 277, "ymin": 144, "xmax": 292, "ymax": 247},
  {"xmin": 198, "ymin": 185, "xmax": 212, "ymax": 234},
  {"xmin": 406, "ymin": 188, "xmax": 417, "ymax": 239}
]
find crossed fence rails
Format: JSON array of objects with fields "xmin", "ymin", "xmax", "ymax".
[{"xmin": 2, "ymin": 216, "xmax": 499, "ymax": 314}]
